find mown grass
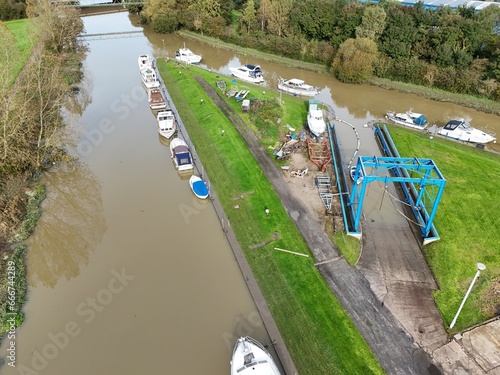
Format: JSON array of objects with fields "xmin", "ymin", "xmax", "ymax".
[
  {"xmin": 3, "ymin": 19, "xmax": 37, "ymax": 87},
  {"xmin": 158, "ymin": 60, "xmax": 384, "ymax": 375},
  {"xmin": 384, "ymin": 124, "xmax": 500, "ymax": 331}
]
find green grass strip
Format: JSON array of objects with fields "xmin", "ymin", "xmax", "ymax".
[
  {"xmin": 158, "ymin": 60, "xmax": 384, "ymax": 375},
  {"xmin": 385, "ymin": 124, "xmax": 500, "ymax": 330}
]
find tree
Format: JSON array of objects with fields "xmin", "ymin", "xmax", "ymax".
[
  {"xmin": 332, "ymin": 37, "xmax": 379, "ymax": 83},
  {"xmin": 266, "ymin": 0, "xmax": 293, "ymax": 37},
  {"xmin": 257, "ymin": 0, "xmax": 271, "ymax": 32},
  {"xmin": 240, "ymin": 0, "xmax": 257, "ymax": 35},
  {"xmin": 356, "ymin": 5, "xmax": 386, "ymax": 40},
  {"xmin": 378, "ymin": 6, "xmax": 417, "ymax": 59}
]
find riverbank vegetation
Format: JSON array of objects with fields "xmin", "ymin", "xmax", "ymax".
[
  {"xmin": 140, "ymin": 0, "xmax": 500, "ymax": 104},
  {"xmin": 0, "ymin": 4, "xmax": 86, "ymax": 338},
  {"xmin": 158, "ymin": 60, "xmax": 385, "ymax": 375},
  {"xmin": 383, "ymin": 124, "xmax": 500, "ymax": 330}
]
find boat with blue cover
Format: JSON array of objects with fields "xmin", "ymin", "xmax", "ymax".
[
  {"xmin": 189, "ymin": 175, "xmax": 209, "ymax": 199},
  {"xmin": 385, "ymin": 109, "xmax": 428, "ymax": 130},
  {"xmin": 170, "ymin": 138, "xmax": 194, "ymax": 171}
]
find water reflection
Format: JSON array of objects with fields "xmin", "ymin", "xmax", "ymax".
[{"xmin": 26, "ymin": 161, "xmax": 106, "ymax": 288}]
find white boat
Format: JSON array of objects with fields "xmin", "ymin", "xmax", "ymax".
[
  {"xmin": 170, "ymin": 138, "xmax": 194, "ymax": 171},
  {"xmin": 385, "ymin": 109, "xmax": 428, "ymax": 130},
  {"xmin": 278, "ymin": 78, "xmax": 319, "ymax": 97},
  {"xmin": 157, "ymin": 110, "xmax": 176, "ymax": 140},
  {"xmin": 438, "ymin": 118, "xmax": 497, "ymax": 144},
  {"xmin": 229, "ymin": 64, "xmax": 265, "ymax": 84},
  {"xmin": 307, "ymin": 99, "xmax": 326, "ymax": 137},
  {"xmin": 175, "ymin": 46, "xmax": 202, "ymax": 65},
  {"xmin": 148, "ymin": 88, "xmax": 166, "ymax": 110},
  {"xmin": 140, "ymin": 67, "xmax": 160, "ymax": 89},
  {"xmin": 230, "ymin": 336, "xmax": 281, "ymax": 375},
  {"xmin": 189, "ymin": 175, "xmax": 209, "ymax": 199},
  {"xmin": 138, "ymin": 54, "xmax": 153, "ymax": 70}
]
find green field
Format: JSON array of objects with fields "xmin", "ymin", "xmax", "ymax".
[
  {"xmin": 2, "ymin": 19, "xmax": 36, "ymax": 87},
  {"xmin": 383, "ymin": 124, "xmax": 500, "ymax": 331},
  {"xmin": 157, "ymin": 60, "xmax": 385, "ymax": 375}
]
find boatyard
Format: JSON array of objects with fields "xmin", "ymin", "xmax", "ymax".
[{"xmin": 156, "ymin": 57, "xmax": 500, "ymax": 375}]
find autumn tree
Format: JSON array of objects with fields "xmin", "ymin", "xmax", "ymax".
[
  {"xmin": 257, "ymin": 0, "xmax": 271, "ymax": 32},
  {"xmin": 266, "ymin": 0, "xmax": 293, "ymax": 37},
  {"xmin": 356, "ymin": 5, "xmax": 386, "ymax": 40},
  {"xmin": 239, "ymin": 0, "xmax": 257, "ymax": 35},
  {"xmin": 332, "ymin": 37, "xmax": 379, "ymax": 83}
]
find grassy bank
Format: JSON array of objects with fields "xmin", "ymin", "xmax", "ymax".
[
  {"xmin": 384, "ymin": 124, "xmax": 500, "ymax": 331},
  {"xmin": 0, "ymin": 19, "xmax": 42, "ymax": 339},
  {"xmin": 158, "ymin": 60, "xmax": 384, "ymax": 374},
  {"xmin": 177, "ymin": 30, "xmax": 500, "ymax": 116},
  {"xmin": 3, "ymin": 19, "xmax": 36, "ymax": 87}
]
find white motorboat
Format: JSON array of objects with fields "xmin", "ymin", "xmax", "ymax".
[
  {"xmin": 230, "ymin": 336, "xmax": 281, "ymax": 375},
  {"xmin": 138, "ymin": 54, "xmax": 153, "ymax": 70},
  {"xmin": 170, "ymin": 138, "xmax": 194, "ymax": 171},
  {"xmin": 307, "ymin": 99, "xmax": 326, "ymax": 137},
  {"xmin": 140, "ymin": 67, "xmax": 160, "ymax": 89},
  {"xmin": 229, "ymin": 64, "xmax": 265, "ymax": 84},
  {"xmin": 189, "ymin": 175, "xmax": 209, "ymax": 199},
  {"xmin": 438, "ymin": 118, "xmax": 496, "ymax": 144},
  {"xmin": 386, "ymin": 109, "xmax": 428, "ymax": 130},
  {"xmin": 157, "ymin": 110, "xmax": 176, "ymax": 140},
  {"xmin": 148, "ymin": 88, "xmax": 166, "ymax": 110},
  {"xmin": 278, "ymin": 78, "xmax": 319, "ymax": 97},
  {"xmin": 175, "ymin": 46, "xmax": 202, "ymax": 65}
]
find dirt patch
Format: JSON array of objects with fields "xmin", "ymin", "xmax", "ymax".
[{"xmin": 283, "ymin": 152, "xmax": 326, "ymax": 216}]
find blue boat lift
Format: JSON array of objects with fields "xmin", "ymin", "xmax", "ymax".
[{"xmin": 328, "ymin": 122, "xmax": 446, "ymax": 245}]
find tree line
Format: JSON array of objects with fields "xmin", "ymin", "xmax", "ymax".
[
  {"xmin": 138, "ymin": 0, "xmax": 500, "ymax": 101},
  {"xmin": 0, "ymin": 0, "xmax": 86, "ymax": 178}
]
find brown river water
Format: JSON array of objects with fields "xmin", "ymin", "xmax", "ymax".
[{"xmin": 1, "ymin": 11, "xmax": 498, "ymax": 375}]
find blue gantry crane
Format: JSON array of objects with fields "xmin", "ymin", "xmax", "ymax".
[{"xmin": 346, "ymin": 125, "xmax": 446, "ymax": 244}]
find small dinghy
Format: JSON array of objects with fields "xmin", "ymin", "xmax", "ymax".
[{"xmin": 189, "ymin": 175, "xmax": 209, "ymax": 199}]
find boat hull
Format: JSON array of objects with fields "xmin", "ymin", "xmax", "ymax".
[
  {"xmin": 278, "ymin": 79, "xmax": 319, "ymax": 97},
  {"xmin": 307, "ymin": 99, "xmax": 326, "ymax": 137},
  {"xmin": 437, "ymin": 119, "xmax": 497, "ymax": 144},
  {"xmin": 175, "ymin": 47, "xmax": 202, "ymax": 65},
  {"xmin": 189, "ymin": 175, "xmax": 209, "ymax": 199},
  {"xmin": 230, "ymin": 337, "xmax": 281, "ymax": 375},
  {"xmin": 229, "ymin": 65, "xmax": 265, "ymax": 84},
  {"xmin": 170, "ymin": 138, "xmax": 194, "ymax": 171},
  {"xmin": 386, "ymin": 111, "xmax": 428, "ymax": 130}
]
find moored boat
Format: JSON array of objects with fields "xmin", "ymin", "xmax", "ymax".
[
  {"xmin": 230, "ymin": 336, "xmax": 282, "ymax": 375},
  {"xmin": 385, "ymin": 109, "xmax": 428, "ymax": 130},
  {"xmin": 278, "ymin": 78, "xmax": 319, "ymax": 97},
  {"xmin": 307, "ymin": 99, "xmax": 326, "ymax": 137},
  {"xmin": 170, "ymin": 138, "xmax": 194, "ymax": 171},
  {"xmin": 148, "ymin": 88, "xmax": 166, "ymax": 110},
  {"xmin": 437, "ymin": 118, "xmax": 497, "ymax": 144},
  {"xmin": 189, "ymin": 175, "xmax": 209, "ymax": 199},
  {"xmin": 229, "ymin": 64, "xmax": 265, "ymax": 84},
  {"xmin": 157, "ymin": 110, "xmax": 176, "ymax": 140},
  {"xmin": 138, "ymin": 54, "xmax": 153, "ymax": 70},
  {"xmin": 140, "ymin": 67, "xmax": 160, "ymax": 88},
  {"xmin": 175, "ymin": 46, "xmax": 202, "ymax": 65}
]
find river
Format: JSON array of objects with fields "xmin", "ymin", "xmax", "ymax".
[
  {"xmin": 1, "ymin": 10, "xmax": 499, "ymax": 375},
  {"xmin": 0, "ymin": 12, "xmax": 271, "ymax": 375}
]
